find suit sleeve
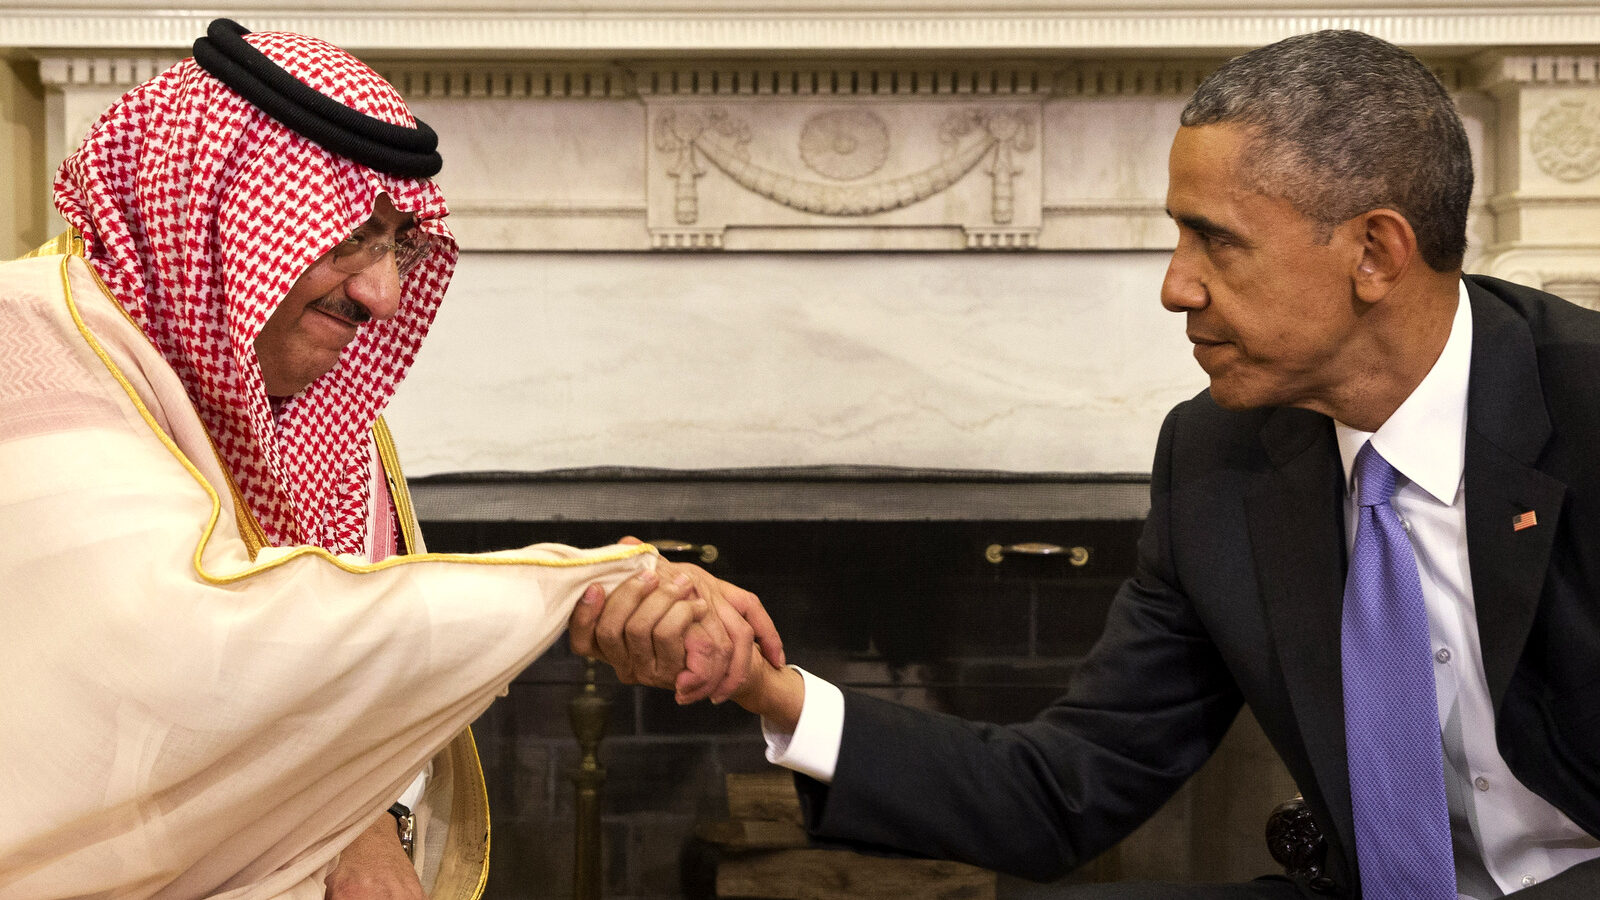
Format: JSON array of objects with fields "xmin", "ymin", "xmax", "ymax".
[{"xmin": 795, "ymin": 403, "xmax": 1245, "ymax": 881}]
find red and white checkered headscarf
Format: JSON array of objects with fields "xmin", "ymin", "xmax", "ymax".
[{"xmin": 54, "ymin": 29, "xmax": 458, "ymax": 556}]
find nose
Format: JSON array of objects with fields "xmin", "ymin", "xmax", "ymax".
[
  {"xmin": 1160, "ymin": 244, "xmax": 1209, "ymax": 313},
  {"xmin": 342, "ymin": 251, "xmax": 403, "ymax": 322}
]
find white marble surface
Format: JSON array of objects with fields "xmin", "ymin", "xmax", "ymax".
[
  {"xmin": 384, "ymin": 250, "xmax": 1204, "ymax": 475},
  {"xmin": 430, "ymin": 100, "xmax": 646, "ymax": 206}
]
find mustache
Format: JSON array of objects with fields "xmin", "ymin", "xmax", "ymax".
[{"xmin": 307, "ymin": 295, "xmax": 371, "ymax": 325}]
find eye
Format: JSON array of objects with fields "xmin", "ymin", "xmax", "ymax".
[
  {"xmin": 1179, "ymin": 227, "xmax": 1221, "ymax": 253},
  {"xmin": 334, "ymin": 231, "xmax": 379, "ymax": 256},
  {"xmin": 394, "ymin": 230, "xmax": 434, "ymax": 276}
]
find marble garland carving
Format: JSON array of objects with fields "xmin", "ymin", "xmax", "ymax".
[
  {"xmin": 654, "ymin": 107, "xmax": 1034, "ymax": 225},
  {"xmin": 1531, "ymin": 97, "xmax": 1600, "ymax": 182}
]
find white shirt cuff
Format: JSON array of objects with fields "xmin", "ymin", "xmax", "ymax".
[
  {"xmin": 397, "ymin": 763, "xmax": 431, "ymax": 810},
  {"xmin": 761, "ymin": 666, "xmax": 844, "ymax": 784}
]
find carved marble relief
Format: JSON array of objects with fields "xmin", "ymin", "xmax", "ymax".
[
  {"xmin": 1531, "ymin": 97, "xmax": 1600, "ymax": 182},
  {"xmin": 34, "ymin": 56, "xmax": 1516, "ymax": 260},
  {"xmin": 799, "ymin": 109, "xmax": 890, "ymax": 180},
  {"xmin": 1477, "ymin": 57, "xmax": 1600, "ymax": 291},
  {"xmin": 34, "ymin": 57, "xmax": 1211, "ymax": 252},
  {"xmin": 648, "ymin": 102, "xmax": 1042, "ymax": 250}
]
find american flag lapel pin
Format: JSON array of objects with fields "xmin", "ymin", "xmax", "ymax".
[{"xmin": 1512, "ymin": 510, "xmax": 1538, "ymax": 532}]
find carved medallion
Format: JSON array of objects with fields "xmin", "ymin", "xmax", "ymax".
[
  {"xmin": 1531, "ymin": 98, "xmax": 1600, "ymax": 182},
  {"xmin": 799, "ymin": 109, "xmax": 891, "ymax": 181}
]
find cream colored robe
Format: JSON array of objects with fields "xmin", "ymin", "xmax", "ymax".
[{"xmin": 0, "ymin": 249, "xmax": 655, "ymax": 899}]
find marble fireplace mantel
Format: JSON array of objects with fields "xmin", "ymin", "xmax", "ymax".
[
  {"xmin": 8, "ymin": 3, "xmax": 1600, "ymax": 480},
  {"xmin": 17, "ymin": 4, "xmax": 1600, "ymax": 264},
  {"xmin": 8, "ymin": 2, "xmax": 1600, "ymax": 54}
]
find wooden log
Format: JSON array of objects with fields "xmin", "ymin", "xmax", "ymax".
[
  {"xmin": 725, "ymin": 771, "xmax": 805, "ymax": 824},
  {"xmin": 696, "ymin": 818, "xmax": 812, "ymax": 850},
  {"xmin": 717, "ymin": 848, "xmax": 995, "ymax": 900}
]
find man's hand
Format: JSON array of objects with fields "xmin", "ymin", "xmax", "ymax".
[
  {"xmin": 570, "ymin": 546, "xmax": 785, "ymax": 704},
  {"xmin": 323, "ymin": 812, "xmax": 422, "ymax": 900},
  {"xmin": 573, "ymin": 567, "xmax": 716, "ymax": 694},
  {"xmin": 730, "ymin": 649, "xmax": 806, "ymax": 733},
  {"xmin": 657, "ymin": 559, "xmax": 785, "ymax": 702}
]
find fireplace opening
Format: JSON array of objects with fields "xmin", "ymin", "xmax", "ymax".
[{"xmin": 417, "ymin": 467, "xmax": 1296, "ymax": 898}]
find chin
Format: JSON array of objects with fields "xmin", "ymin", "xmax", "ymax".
[
  {"xmin": 269, "ymin": 368, "xmax": 333, "ymax": 398},
  {"xmin": 1204, "ymin": 379, "xmax": 1275, "ymax": 412}
]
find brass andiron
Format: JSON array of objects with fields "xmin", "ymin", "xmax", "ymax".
[{"xmin": 570, "ymin": 658, "xmax": 610, "ymax": 900}]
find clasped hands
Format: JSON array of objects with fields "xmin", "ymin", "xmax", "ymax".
[{"xmin": 568, "ymin": 540, "xmax": 802, "ymax": 726}]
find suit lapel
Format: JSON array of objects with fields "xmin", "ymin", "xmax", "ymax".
[
  {"xmin": 1461, "ymin": 280, "xmax": 1566, "ymax": 709},
  {"xmin": 1245, "ymin": 407, "xmax": 1354, "ymax": 850}
]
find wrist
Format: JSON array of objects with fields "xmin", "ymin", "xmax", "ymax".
[{"xmin": 735, "ymin": 661, "xmax": 805, "ymax": 732}]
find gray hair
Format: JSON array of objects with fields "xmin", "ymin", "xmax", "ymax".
[{"xmin": 1181, "ymin": 30, "xmax": 1472, "ymax": 272}]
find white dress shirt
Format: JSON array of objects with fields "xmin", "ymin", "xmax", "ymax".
[{"xmin": 765, "ymin": 282, "xmax": 1600, "ymax": 895}]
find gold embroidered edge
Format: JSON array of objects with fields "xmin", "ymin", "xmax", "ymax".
[{"xmin": 373, "ymin": 415, "xmax": 419, "ymax": 556}]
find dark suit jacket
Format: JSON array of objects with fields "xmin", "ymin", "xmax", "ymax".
[{"xmin": 797, "ymin": 276, "xmax": 1600, "ymax": 897}]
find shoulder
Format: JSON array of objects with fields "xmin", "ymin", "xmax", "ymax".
[
  {"xmin": 0, "ymin": 253, "xmax": 72, "ymax": 293},
  {"xmin": 1466, "ymin": 274, "xmax": 1600, "ymax": 393},
  {"xmin": 1465, "ymin": 274, "xmax": 1600, "ymax": 454},
  {"xmin": 0, "ymin": 254, "xmax": 77, "ymax": 336},
  {"xmin": 1160, "ymin": 389, "xmax": 1294, "ymax": 459},
  {"xmin": 0, "ymin": 252, "xmax": 132, "ymax": 337},
  {"xmin": 1166, "ymin": 389, "xmax": 1262, "ymax": 433},
  {"xmin": 1150, "ymin": 391, "xmax": 1333, "ymax": 509},
  {"xmin": 0, "ymin": 252, "xmax": 168, "ymax": 407},
  {"xmin": 1465, "ymin": 273, "xmax": 1600, "ymax": 347}
]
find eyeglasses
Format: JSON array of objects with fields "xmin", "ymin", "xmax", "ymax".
[{"xmin": 327, "ymin": 226, "xmax": 432, "ymax": 277}]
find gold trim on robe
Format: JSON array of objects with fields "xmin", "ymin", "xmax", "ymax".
[
  {"xmin": 375, "ymin": 416, "xmax": 492, "ymax": 900},
  {"xmin": 0, "ymin": 244, "xmax": 641, "ymax": 898}
]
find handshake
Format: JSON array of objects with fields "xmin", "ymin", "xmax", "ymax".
[{"xmin": 567, "ymin": 542, "xmax": 804, "ymax": 731}]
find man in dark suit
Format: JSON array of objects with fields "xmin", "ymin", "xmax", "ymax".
[{"xmin": 573, "ymin": 29, "xmax": 1600, "ymax": 898}]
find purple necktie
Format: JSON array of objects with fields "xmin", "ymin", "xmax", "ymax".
[{"xmin": 1341, "ymin": 442, "xmax": 1455, "ymax": 899}]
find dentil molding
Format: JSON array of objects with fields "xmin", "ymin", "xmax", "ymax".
[
  {"xmin": 1479, "ymin": 54, "xmax": 1600, "ymax": 87},
  {"xmin": 35, "ymin": 57, "xmax": 1222, "ymax": 99},
  {"xmin": 8, "ymin": 5, "xmax": 1600, "ymax": 53}
]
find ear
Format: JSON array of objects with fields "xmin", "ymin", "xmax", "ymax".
[{"xmin": 1351, "ymin": 209, "xmax": 1417, "ymax": 304}]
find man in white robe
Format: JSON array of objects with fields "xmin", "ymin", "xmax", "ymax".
[{"xmin": 0, "ymin": 19, "xmax": 776, "ymax": 900}]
